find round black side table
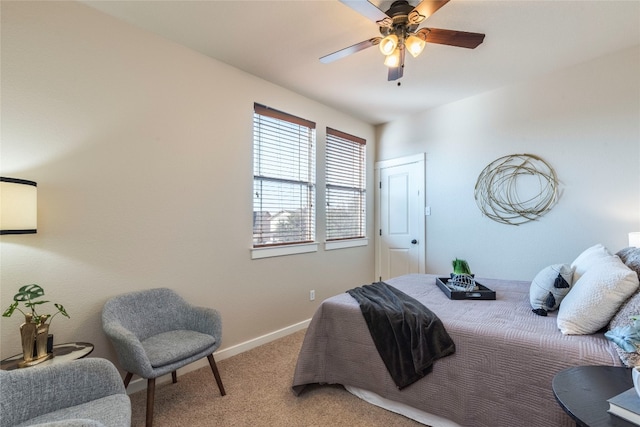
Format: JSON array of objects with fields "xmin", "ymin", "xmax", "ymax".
[
  {"xmin": 1, "ymin": 342, "xmax": 94, "ymax": 371},
  {"xmin": 553, "ymin": 365, "xmax": 636, "ymax": 427}
]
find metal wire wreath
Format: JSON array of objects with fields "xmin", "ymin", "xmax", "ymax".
[{"xmin": 474, "ymin": 154, "xmax": 558, "ymax": 226}]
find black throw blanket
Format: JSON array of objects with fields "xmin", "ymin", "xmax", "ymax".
[{"xmin": 347, "ymin": 281, "xmax": 455, "ymax": 389}]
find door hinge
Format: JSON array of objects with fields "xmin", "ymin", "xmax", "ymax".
[
  {"xmin": 379, "ymin": 181, "xmax": 382, "ymax": 189},
  {"xmin": 379, "ymin": 229, "xmax": 382, "ymax": 236}
]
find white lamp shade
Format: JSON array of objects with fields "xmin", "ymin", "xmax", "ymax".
[
  {"xmin": 383, "ymin": 48, "xmax": 401, "ymax": 67},
  {"xmin": 630, "ymin": 232, "xmax": 640, "ymax": 248},
  {"xmin": 406, "ymin": 34, "xmax": 426, "ymax": 58},
  {"xmin": 0, "ymin": 177, "xmax": 37, "ymax": 234},
  {"xmin": 379, "ymin": 34, "xmax": 398, "ymax": 56}
]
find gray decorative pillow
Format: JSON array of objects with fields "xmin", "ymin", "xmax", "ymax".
[
  {"xmin": 530, "ymin": 264, "xmax": 574, "ymax": 316},
  {"xmin": 617, "ymin": 247, "xmax": 640, "ymax": 280},
  {"xmin": 608, "ymin": 289, "xmax": 640, "ymax": 367},
  {"xmin": 609, "ymin": 247, "xmax": 640, "ymax": 366}
]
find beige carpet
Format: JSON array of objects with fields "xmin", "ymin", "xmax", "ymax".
[{"xmin": 129, "ymin": 329, "xmax": 424, "ymax": 426}]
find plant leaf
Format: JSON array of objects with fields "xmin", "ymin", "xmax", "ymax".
[
  {"xmin": 452, "ymin": 258, "xmax": 471, "ymax": 275},
  {"xmin": 13, "ymin": 284, "xmax": 44, "ymax": 302},
  {"xmin": 2, "ymin": 301, "xmax": 18, "ymax": 317},
  {"xmin": 54, "ymin": 303, "xmax": 70, "ymax": 318}
]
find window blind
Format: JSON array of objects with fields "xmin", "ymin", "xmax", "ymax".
[
  {"xmin": 325, "ymin": 127, "xmax": 366, "ymax": 241},
  {"xmin": 253, "ymin": 103, "xmax": 316, "ymax": 247}
]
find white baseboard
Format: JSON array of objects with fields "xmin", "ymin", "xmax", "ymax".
[{"xmin": 125, "ymin": 319, "xmax": 310, "ymax": 395}]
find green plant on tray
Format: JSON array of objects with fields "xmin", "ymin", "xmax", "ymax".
[{"xmin": 452, "ymin": 258, "xmax": 472, "ymax": 275}]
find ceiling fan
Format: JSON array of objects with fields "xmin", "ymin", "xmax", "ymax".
[{"xmin": 321, "ymin": 0, "xmax": 485, "ymax": 81}]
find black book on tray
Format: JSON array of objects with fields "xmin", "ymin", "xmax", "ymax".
[{"xmin": 608, "ymin": 387, "xmax": 640, "ymax": 425}]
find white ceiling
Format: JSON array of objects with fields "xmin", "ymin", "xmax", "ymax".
[{"xmin": 82, "ymin": 0, "xmax": 640, "ymax": 125}]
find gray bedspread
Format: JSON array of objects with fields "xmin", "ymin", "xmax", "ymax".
[{"xmin": 292, "ymin": 274, "xmax": 622, "ymax": 427}]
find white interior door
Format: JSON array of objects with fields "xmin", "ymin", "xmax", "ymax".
[{"xmin": 375, "ymin": 154, "xmax": 426, "ymax": 281}]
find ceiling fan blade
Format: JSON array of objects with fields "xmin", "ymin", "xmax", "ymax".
[
  {"xmin": 320, "ymin": 38, "xmax": 381, "ymax": 64},
  {"xmin": 420, "ymin": 28, "xmax": 485, "ymax": 49},
  {"xmin": 339, "ymin": 0, "xmax": 389, "ymax": 23},
  {"xmin": 387, "ymin": 48, "xmax": 405, "ymax": 81},
  {"xmin": 411, "ymin": 0, "xmax": 450, "ymax": 22}
]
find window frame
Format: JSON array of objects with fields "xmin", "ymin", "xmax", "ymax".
[
  {"xmin": 324, "ymin": 127, "xmax": 367, "ymax": 250},
  {"xmin": 251, "ymin": 103, "xmax": 317, "ymax": 258}
]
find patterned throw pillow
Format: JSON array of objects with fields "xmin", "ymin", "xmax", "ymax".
[
  {"xmin": 608, "ymin": 247, "xmax": 640, "ymax": 366},
  {"xmin": 530, "ymin": 264, "xmax": 574, "ymax": 316},
  {"xmin": 617, "ymin": 247, "xmax": 640, "ymax": 278}
]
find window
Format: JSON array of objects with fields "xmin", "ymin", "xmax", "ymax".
[
  {"xmin": 253, "ymin": 103, "xmax": 316, "ymax": 248},
  {"xmin": 325, "ymin": 127, "xmax": 366, "ymax": 241}
]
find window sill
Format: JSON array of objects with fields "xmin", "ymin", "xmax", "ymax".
[
  {"xmin": 325, "ymin": 238, "xmax": 368, "ymax": 251},
  {"xmin": 251, "ymin": 243, "xmax": 319, "ymax": 259}
]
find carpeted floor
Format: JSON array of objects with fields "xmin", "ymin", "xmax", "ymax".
[{"xmin": 129, "ymin": 329, "xmax": 424, "ymax": 426}]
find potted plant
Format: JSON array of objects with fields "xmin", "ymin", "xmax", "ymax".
[
  {"xmin": 2, "ymin": 284, "xmax": 70, "ymax": 367},
  {"xmin": 449, "ymin": 258, "xmax": 477, "ymax": 291},
  {"xmin": 452, "ymin": 258, "xmax": 472, "ymax": 276}
]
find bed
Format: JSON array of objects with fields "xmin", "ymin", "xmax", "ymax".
[{"xmin": 292, "ymin": 273, "xmax": 627, "ymax": 427}]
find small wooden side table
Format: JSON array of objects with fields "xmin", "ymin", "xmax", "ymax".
[
  {"xmin": 1, "ymin": 342, "xmax": 94, "ymax": 371},
  {"xmin": 553, "ymin": 365, "xmax": 636, "ymax": 427}
]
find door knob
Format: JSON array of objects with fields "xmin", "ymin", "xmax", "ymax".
[{"xmin": 411, "ymin": 239, "xmax": 418, "ymax": 245}]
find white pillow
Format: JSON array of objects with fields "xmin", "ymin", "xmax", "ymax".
[
  {"xmin": 558, "ymin": 255, "xmax": 639, "ymax": 335},
  {"xmin": 529, "ymin": 264, "xmax": 574, "ymax": 316},
  {"xmin": 571, "ymin": 243, "xmax": 612, "ymax": 283}
]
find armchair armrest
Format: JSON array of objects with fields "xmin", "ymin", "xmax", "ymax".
[
  {"xmin": 184, "ymin": 306, "xmax": 222, "ymax": 342},
  {"xmin": 102, "ymin": 320, "xmax": 154, "ymax": 377}
]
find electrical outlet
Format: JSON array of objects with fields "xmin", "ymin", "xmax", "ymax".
[{"xmin": 309, "ymin": 290, "xmax": 315, "ymax": 301}]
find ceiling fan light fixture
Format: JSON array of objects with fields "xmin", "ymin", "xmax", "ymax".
[
  {"xmin": 379, "ymin": 34, "xmax": 398, "ymax": 56},
  {"xmin": 406, "ymin": 33, "xmax": 426, "ymax": 58},
  {"xmin": 383, "ymin": 48, "xmax": 401, "ymax": 68},
  {"xmin": 322, "ymin": 0, "xmax": 486, "ymax": 82}
]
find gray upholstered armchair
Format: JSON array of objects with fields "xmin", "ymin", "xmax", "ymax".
[
  {"xmin": 0, "ymin": 358, "xmax": 131, "ymax": 427},
  {"xmin": 101, "ymin": 288, "xmax": 225, "ymax": 427}
]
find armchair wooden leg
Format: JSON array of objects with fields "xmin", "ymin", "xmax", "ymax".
[
  {"xmin": 207, "ymin": 354, "xmax": 226, "ymax": 396},
  {"xmin": 171, "ymin": 371, "xmax": 177, "ymax": 384},
  {"xmin": 146, "ymin": 377, "xmax": 155, "ymax": 427},
  {"xmin": 124, "ymin": 372, "xmax": 134, "ymax": 388}
]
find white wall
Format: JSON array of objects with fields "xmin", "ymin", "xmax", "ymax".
[
  {"xmin": 0, "ymin": 1, "xmax": 375, "ymax": 361},
  {"xmin": 377, "ymin": 45, "xmax": 640, "ymax": 281}
]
